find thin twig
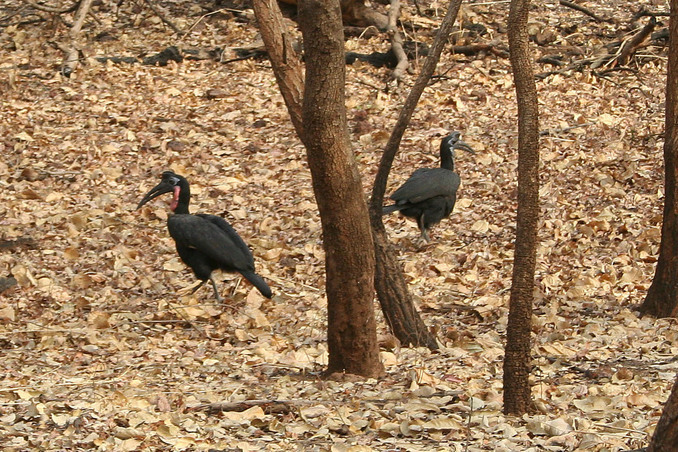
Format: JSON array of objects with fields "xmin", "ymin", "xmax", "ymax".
[
  {"xmin": 590, "ymin": 423, "xmax": 647, "ymax": 435},
  {"xmin": 142, "ymin": 0, "xmax": 182, "ymax": 34}
]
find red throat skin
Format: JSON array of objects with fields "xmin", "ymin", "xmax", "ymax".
[{"xmin": 170, "ymin": 186, "xmax": 180, "ymax": 211}]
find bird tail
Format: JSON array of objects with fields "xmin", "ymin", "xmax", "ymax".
[
  {"xmin": 241, "ymin": 271, "xmax": 273, "ymax": 298},
  {"xmin": 382, "ymin": 204, "xmax": 401, "ymax": 215}
]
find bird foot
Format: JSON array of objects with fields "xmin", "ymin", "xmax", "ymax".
[
  {"xmin": 209, "ymin": 276, "xmax": 224, "ymax": 303},
  {"xmin": 414, "ymin": 233, "xmax": 432, "ymax": 249},
  {"xmin": 415, "ymin": 241, "xmax": 434, "ymax": 252}
]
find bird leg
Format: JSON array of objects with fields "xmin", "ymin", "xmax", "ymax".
[
  {"xmin": 182, "ymin": 278, "xmax": 223, "ymax": 302},
  {"xmin": 415, "ymin": 230, "xmax": 432, "ymax": 248},
  {"xmin": 416, "ymin": 215, "xmax": 431, "ymax": 244},
  {"xmin": 209, "ymin": 275, "xmax": 224, "ymax": 302}
]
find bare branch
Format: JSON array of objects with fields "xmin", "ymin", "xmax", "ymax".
[
  {"xmin": 615, "ymin": 16, "xmax": 657, "ymax": 66},
  {"xmin": 69, "ymin": 0, "xmax": 92, "ymax": 35},
  {"xmin": 559, "ymin": 0, "xmax": 612, "ymax": 23}
]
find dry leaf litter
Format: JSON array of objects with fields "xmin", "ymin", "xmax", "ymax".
[{"xmin": 0, "ymin": 0, "xmax": 674, "ymax": 450}]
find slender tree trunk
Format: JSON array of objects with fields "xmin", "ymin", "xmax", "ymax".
[
  {"xmin": 639, "ymin": 3, "xmax": 678, "ymax": 319},
  {"xmin": 503, "ymin": 0, "xmax": 539, "ymax": 415},
  {"xmin": 298, "ymin": 0, "xmax": 383, "ymax": 377},
  {"xmin": 647, "ymin": 6, "xmax": 678, "ymax": 448},
  {"xmin": 369, "ymin": 0, "xmax": 465, "ymax": 350},
  {"xmin": 252, "ymin": 0, "xmax": 305, "ymax": 137}
]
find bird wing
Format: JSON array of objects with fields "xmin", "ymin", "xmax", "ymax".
[
  {"xmin": 390, "ymin": 168, "xmax": 460, "ymax": 204},
  {"xmin": 168, "ymin": 214, "xmax": 255, "ymax": 271}
]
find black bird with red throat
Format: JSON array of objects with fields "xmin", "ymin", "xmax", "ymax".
[{"xmin": 137, "ymin": 171, "xmax": 272, "ymax": 300}]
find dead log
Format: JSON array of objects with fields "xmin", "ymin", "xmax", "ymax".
[
  {"xmin": 450, "ymin": 42, "xmax": 509, "ymax": 58},
  {"xmin": 191, "ymin": 400, "xmax": 294, "ymax": 415},
  {"xmin": 142, "ymin": 46, "xmax": 183, "ymax": 66},
  {"xmin": 615, "ymin": 16, "xmax": 657, "ymax": 66}
]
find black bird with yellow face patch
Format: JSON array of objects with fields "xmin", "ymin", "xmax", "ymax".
[{"xmin": 137, "ymin": 171, "xmax": 272, "ymax": 300}]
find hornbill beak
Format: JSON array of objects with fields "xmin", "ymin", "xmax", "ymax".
[
  {"xmin": 455, "ymin": 139, "xmax": 475, "ymax": 154},
  {"xmin": 136, "ymin": 181, "xmax": 175, "ymax": 209}
]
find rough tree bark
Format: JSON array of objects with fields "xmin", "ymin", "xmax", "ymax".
[
  {"xmin": 649, "ymin": 376, "xmax": 678, "ymax": 451},
  {"xmin": 296, "ymin": 0, "xmax": 383, "ymax": 377},
  {"xmin": 279, "ymin": 0, "xmax": 389, "ymax": 29},
  {"xmin": 646, "ymin": 5, "xmax": 678, "ymax": 448},
  {"xmin": 369, "ymin": 0, "xmax": 465, "ymax": 350},
  {"xmin": 639, "ymin": 3, "xmax": 678, "ymax": 319},
  {"xmin": 503, "ymin": 0, "xmax": 540, "ymax": 415}
]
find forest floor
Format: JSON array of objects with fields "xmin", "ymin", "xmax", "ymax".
[{"xmin": 0, "ymin": 0, "xmax": 674, "ymax": 450}]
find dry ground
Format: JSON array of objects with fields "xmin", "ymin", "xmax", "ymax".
[{"xmin": 0, "ymin": 0, "xmax": 674, "ymax": 450}]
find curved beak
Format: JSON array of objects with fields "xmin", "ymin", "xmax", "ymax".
[
  {"xmin": 136, "ymin": 181, "xmax": 174, "ymax": 209},
  {"xmin": 455, "ymin": 139, "xmax": 475, "ymax": 154}
]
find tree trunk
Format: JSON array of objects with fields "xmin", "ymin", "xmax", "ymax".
[
  {"xmin": 646, "ymin": 6, "xmax": 678, "ymax": 448},
  {"xmin": 279, "ymin": 0, "xmax": 389, "ymax": 29},
  {"xmin": 254, "ymin": 0, "xmax": 383, "ymax": 376},
  {"xmin": 298, "ymin": 0, "xmax": 383, "ymax": 378},
  {"xmin": 369, "ymin": 0, "xmax": 465, "ymax": 350},
  {"xmin": 503, "ymin": 0, "xmax": 539, "ymax": 415},
  {"xmin": 371, "ymin": 233, "xmax": 437, "ymax": 348},
  {"xmin": 252, "ymin": 0, "xmax": 305, "ymax": 137},
  {"xmin": 639, "ymin": 2, "xmax": 678, "ymax": 319},
  {"xmin": 649, "ymin": 374, "xmax": 678, "ymax": 451}
]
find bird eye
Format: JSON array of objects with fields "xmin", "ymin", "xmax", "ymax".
[{"xmin": 169, "ymin": 177, "xmax": 180, "ymax": 185}]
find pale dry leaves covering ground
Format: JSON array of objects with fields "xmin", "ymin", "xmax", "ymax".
[{"xmin": 0, "ymin": 0, "xmax": 675, "ymax": 450}]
